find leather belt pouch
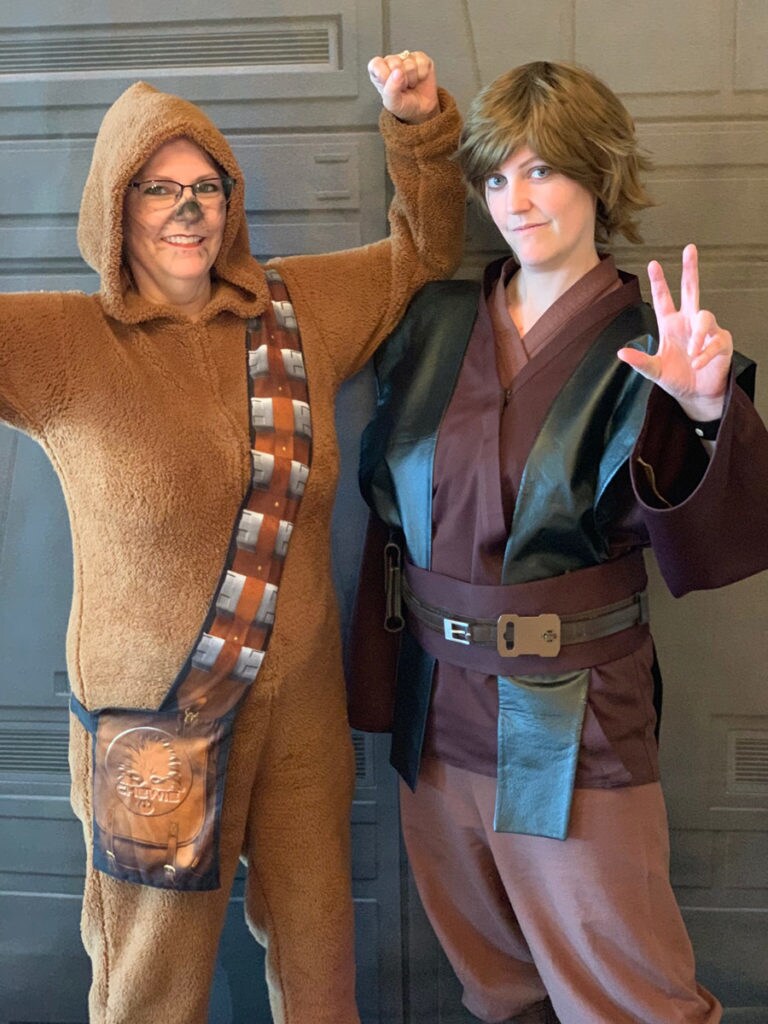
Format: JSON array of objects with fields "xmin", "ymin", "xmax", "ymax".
[
  {"xmin": 494, "ymin": 670, "xmax": 589, "ymax": 839},
  {"xmin": 87, "ymin": 704, "xmax": 236, "ymax": 891}
]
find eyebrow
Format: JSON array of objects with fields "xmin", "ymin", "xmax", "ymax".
[
  {"xmin": 488, "ymin": 152, "xmax": 542, "ymax": 177},
  {"xmin": 515, "ymin": 153, "xmax": 543, "ymax": 170},
  {"xmin": 137, "ymin": 171, "xmax": 221, "ymax": 182}
]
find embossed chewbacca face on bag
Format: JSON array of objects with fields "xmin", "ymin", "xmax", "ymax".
[{"xmin": 106, "ymin": 727, "xmax": 193, "ymax": 816}]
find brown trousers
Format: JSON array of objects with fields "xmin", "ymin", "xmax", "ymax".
[{"xmin": 400, "ymin": 758, "xmax": 721, "ymax": 1024}]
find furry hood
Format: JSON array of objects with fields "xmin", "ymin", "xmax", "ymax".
[{"xmin": 77, "ymin": 81, "xmax": 266, "ymax": 320}]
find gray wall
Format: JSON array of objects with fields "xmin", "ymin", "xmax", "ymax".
[{"xmin": 0, "ymin": 1, "xmax": 766, "ymax": 1022}]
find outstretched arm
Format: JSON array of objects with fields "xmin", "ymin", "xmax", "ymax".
[
  {"xmin": 626, "ymin": 245, "xmax": 768, "ymax": 594},
  {"xmin": 617, "ymin": 243, "xmax": 732, "ymax": 423},
  {"xmin": 271, "ymin": 50, "xmax": 466, "ymax": 383},
  {"xmin": 0, "ymin": 291, "xmax": 73, "ymax": 436}
]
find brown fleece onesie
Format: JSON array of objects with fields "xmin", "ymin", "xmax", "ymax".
[{"xmin": 0, "ymin": 82, "xmax": 465, "ymax": 1024}]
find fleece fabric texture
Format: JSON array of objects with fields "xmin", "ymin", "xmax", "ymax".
[{"xmin": 0, "ymin": 81, "xmax": 465, "ymax": 1024}]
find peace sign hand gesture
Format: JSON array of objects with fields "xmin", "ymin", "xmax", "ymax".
[
  {"xmin": 617, "ymin": 244, "xmax": 733, "ymax": 422},
  {"xmin": 368, "ymin": 51, "xmax": 440, "ymax": 126}
]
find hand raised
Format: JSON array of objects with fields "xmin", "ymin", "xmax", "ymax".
[
  {"xmin": 368, "ymin": 50, "xmax": 439, "ymax": 125},
  {"xmin": 617, "ymin": 243, "xmax": 733, "ymax": 421}
]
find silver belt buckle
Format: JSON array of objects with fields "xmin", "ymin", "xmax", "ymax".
[
  {"xmin": 443, "ymin": 618, "xmax": 470, "ymax": 645},
  {"xmin": 496, "ymin": 613, "xmax": 561, "ymax": 657}
]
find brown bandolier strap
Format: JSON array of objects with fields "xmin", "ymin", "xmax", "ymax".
[
  {"xmin": 402, "ymin": 575, "xmax": 648, "ymax": 658},
  {"xmin": 72, "ymin": 268, "xmax": 314, "ymax": 891},
  {"xmin": 172, "ymin": 268, "xmax": 312, "ymax": 719}
]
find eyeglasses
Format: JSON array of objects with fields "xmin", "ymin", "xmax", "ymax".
[{"xmin": 128, "ymin": 176, "xmax": 235, "ymax": 208}]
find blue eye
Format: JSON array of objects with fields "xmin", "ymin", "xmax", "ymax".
[
  {"xmin": 485, "ymin": 173, "xmax": 506, "ymax": 190},
  {"xmin": 529, "ymin": 165, "xmax": 552, "ymax": 180}
]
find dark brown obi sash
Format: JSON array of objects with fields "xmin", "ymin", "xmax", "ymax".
[
  {"xmin": 402, "ymin": 550, "xmax": 650, "ymax": 677},
  {"xmin": 401, "ymin": 550, "xmax": 651, "ymax": 839},
  {"xmin": 71, "ymin": 270, "xmax": 311, "ymax": 890}
]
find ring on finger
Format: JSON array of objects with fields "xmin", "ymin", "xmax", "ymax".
[{"xmin": 397, "ymin": 50, "xmax": 411, "ymax": 59}]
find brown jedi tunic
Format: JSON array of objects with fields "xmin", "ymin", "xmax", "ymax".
[{"xmin": 424, "ymin": 256, "xmax": 661, "ymax": 787}]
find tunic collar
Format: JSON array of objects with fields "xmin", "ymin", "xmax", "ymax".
[{"xmin": 490, "ymin": 254, "xmax": 622, "ymax": 388}]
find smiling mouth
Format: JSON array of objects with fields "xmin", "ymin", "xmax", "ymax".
[
  {"xmin": 513, "ymin": 223, "xmax": 546, "ymax": 233},
  {"xmin": 162, "ymin": 235, "xmax": 205, "ymax": 247}
]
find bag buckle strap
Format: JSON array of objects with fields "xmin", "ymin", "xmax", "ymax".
[
  {"xmin": 496, "ymin": 613, "xmax": 562, "ymax": 657},
  {"xmin": 164, "ymin": 821, "xmax": 180, "ymax": 883}
]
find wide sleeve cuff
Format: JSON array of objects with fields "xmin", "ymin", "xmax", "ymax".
[{"xmin": 631, "ymin": 368, "xmax": 768, "ymax": 596}]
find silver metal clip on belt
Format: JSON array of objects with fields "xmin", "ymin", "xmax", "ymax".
[
  {"xmin": 403, "ymin": 578, "xmax": 649, "ymax": 658},
  {"xmin": 384, "ymin": 541, "xmax": 406, "ymax": 633}
]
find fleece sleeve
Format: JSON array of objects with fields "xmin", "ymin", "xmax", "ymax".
[
  {"xmin": 630, "ymin": 368, "xmax": 768, "ymax": 596},
  {"xmin": 0, "ymin": 291, "xmax": 74, "ymax": 437},
  {"xmin": 270, "ymin": 88, "xmax": 466, "ymax": 384}
]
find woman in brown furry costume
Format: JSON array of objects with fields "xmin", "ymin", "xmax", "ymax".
[{"xmin": 0, "ymin": 51, "xmax": 465, "ymax": 1024}]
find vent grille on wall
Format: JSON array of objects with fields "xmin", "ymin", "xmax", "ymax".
[
  {"xmin": 352, "ymin": 730, "xmax": 374, "ymax": 785},
  {"xmin": 727, "ymin": 729, "xmax": 768, "ymax": 794},
  {"xmin": 352, "ymin": 730, "xmax": 366, "ymax": 779},
  {"xmin": 0, "ymin": 26, "xmax": 333, "ymax": 75},
  {"xmin": 0, "ymin": 729, "xmax": 70, "ymax": 773}
]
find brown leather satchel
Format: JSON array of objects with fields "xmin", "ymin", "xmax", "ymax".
[{"xmin": 90, "ymin": 707, "xmax": 232, "ymax": 889}]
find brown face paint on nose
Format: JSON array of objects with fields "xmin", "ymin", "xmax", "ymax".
[{"xmin": 173, "ymin": 198, "xmax": 204, "ymax": 221}]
